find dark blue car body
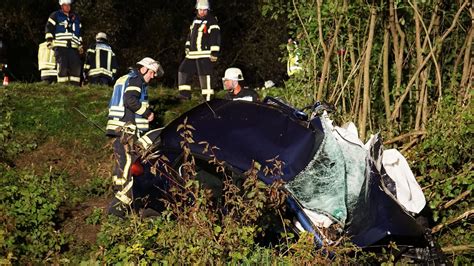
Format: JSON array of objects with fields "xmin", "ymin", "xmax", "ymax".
[{"xmin": 133, "ymin": 99, "xmax": 434, "ymax": 254}]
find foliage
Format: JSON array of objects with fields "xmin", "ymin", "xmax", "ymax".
[
  {"xmin": 408, "ymin": 96, "xmax": 473, "ymax": 263},
  {"xmin": 85, "ymin": 208, "xmax": 104, "ymax": 226},
  {"xmin": 261, "ymin": 0, "xmax": 472, "ymax": 139},
  {"xmin": 0, "ymin": 167, "xmax": 70, "ymax": 264}
]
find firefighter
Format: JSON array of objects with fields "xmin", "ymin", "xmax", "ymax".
[
  {"xmin": 178, "ymin": 0, "xmax": 221, "ymax": 101},
  {"xmin": 287, "ymin": 38, "xmax": 303, "ymax": 76},
  {"xmin": 223, "ymin": 68, "xmax": 258, "ymax": 102},
  {"xmin": 45, "ymin": 0, "xmax": 83, "ymax": 86},
  {"xmin": 83, "ymin": 32, "xmax": 118, "ymax": 86},
  {"xmin": 38, "ymin": 42, "xmax": 58, "ymax": 83},
  {"xmin": 106, "ymin": 57, "xmax": 164, "ymax": 217}
]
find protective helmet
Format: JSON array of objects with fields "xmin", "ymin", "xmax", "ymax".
[
  {"xmin": 95, "ymin": 32, "xmax": 107, "ymax": 41},
  {"xmin": 264, "ymin": 80, "xmax": 275, "ymax": 88},
  {"xmin": 196, "ymin": 0, "xmax": 210, "ymax": 10},
  {"xmin": 59, "ymin": 0, "xmax": 72, "ymax": 5},
  {"xmin": 223, "ymin": 68, "xmax": 244, "ymax": 81},
  {"xmin": 137, "ymin": 57, "xmax": 164, "ymax": 78}
]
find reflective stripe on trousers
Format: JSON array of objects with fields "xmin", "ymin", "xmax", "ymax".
[
  {"xmin": 177, "ymin": 58, "xmax": 215, "ymax": 101},
  {"xmin": 54, "ymin": 47, "xmax": 81, "ymax": 85},
  {"xmin": 112, "ymin": 137, "xmax": 135, "ymax": 205}
]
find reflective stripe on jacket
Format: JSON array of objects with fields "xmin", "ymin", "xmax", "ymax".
[
  {"xmin": 38, "ymin": 42, "xmax": 56, "ymax": 70},
  {"xmin": 84, "ymin": 42, "xmax": 118, "ymax": 79},
  {"xmin": 106, "ymin": 70, "xmax": 151, "ymax": 136},
  {"xmin": 45, "ymin": 10, "xmax": 82, "ymax": 49},
  {"xmin": 287, "ymin": 41, "xmax": 303, "ymax": 76},
  {"xmin": 185, "ymin": 15, "xmax": 221, "ymax": 59}
]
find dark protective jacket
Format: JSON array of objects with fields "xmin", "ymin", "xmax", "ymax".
[
  {"xmin": 45, "ymin": 10, "xmax": 82, "ymax": 49},
  {"xmin": 84, "ymin": 41, "xmax": 118, "ymax": 79},
  {"xmin": 106, "ymin": 69, "xmax": 152, "ymax": 137},
  {"xmin": 185, "ymin": 14, "xmax": 221, "ymax": 59},
  {"xmin": 224, "ymin": 87, "xmax": 259, "ymax": 102}
]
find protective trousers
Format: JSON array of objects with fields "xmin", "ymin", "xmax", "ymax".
[
  {"xmin": 40, "ymin": 69, "xmax": 57, "ymax": 84},
  {"xmin": 178, "ymin": 58, "xmax": 214, "ymax": 101},
  {"xmin": 109, "ymin": 137, "xmax": 136, "ymax": 216},
  {"xmin": 89, "ymin": 75, "xmax": 112, "ymax": 86},
  {"xmin": 55, "ymin": 47, "xmax": 81, "ymax": 86}
]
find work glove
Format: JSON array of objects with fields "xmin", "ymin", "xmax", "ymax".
[
  {"xmin": 46, "ymin": 39, "xmax": 53, "ymax": 49},
  {"xmin": 210, "ymin": 55, "xmax": 218, "ymax": 62},
  {"xmin": 78, "ymin": 45, "xmax": 84, "ymax": 55},
  {"xmin": 185, "ymin": 48, "xmax": 190, "ymax": 56}
]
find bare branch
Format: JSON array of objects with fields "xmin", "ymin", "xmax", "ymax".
[
  {"xmin": 383, "ymin": 130, "xmax": 426, "ymax": 145},
  {"xmin": 443, "ymin": 190, "xmax": 471, "ymax": 210},
  {"xmin": 432, "ymin": 209, "xmax": 474, "ymax": 234}
]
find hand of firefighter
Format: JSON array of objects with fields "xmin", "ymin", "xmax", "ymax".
[
  {"xmin": 78, "ymin": 45, "xmax": 84, "ymax": 55},
  {"xmin": 46, "ymin": 39, "xmax": 53, "ymax": 49},
  {"xmin": 185, "ymin": 48, "xmax": 190, "ymax": 56},
  {"xmin": 147, "ymin": 112, "xmax": 155, "ymax": 122},
  {"xmin": 210, "ymin": 55, "xmax": 218, "ymax": 62}
]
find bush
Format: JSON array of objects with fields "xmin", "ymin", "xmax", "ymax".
[
  {"xmin": 408, "ymin": 95, "xmax": 473, "ymax": 263},
  {"xmin": 0, "ymin": 168, "xmax": 70, "ymax": 264}
]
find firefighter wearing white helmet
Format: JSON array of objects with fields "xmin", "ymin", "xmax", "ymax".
[
  {"xmin": 196, "ymin": 0, "xmax": 210, "ymax": 9},
  {"xmin": 177, "ymin": 0, "xmax": 221, "ymax": 101},
  {"xmin": 83, "ymin": 32, "xmax": 118, "ymax": 85},
  {"xmin": 106, "ymin": 57, "xmax": 164, "ymax": 217},
  {"xmin": 223, "ymin": 67, "xmax": 259, "ymax": 102},
  {"xmin": 45, "ymin": 0, "xmax": 83, "ymax": 86}
]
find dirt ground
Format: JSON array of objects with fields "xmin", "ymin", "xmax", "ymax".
[{"xmin": 15, "ymin": 138, "xmax": 112, "ymax": 245}]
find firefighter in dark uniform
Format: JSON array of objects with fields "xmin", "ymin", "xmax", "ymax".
[
  {"xmin": 178, "ymin": 0, "xmax": 221, "ymax": 101},
  {"xmin": 45, "ymin": 0, "xmax": 83, "ymax": 86},
  {"xmin": 223, "ymin": 68, "xmax": 259, "ymax": 102},
  {"xmin": 106, "ymin": 57, "xmax": 164, "ymax": 217},
  {"xmin": 84, "ymin": 32, "xmax": 118, "ymax": 86}
]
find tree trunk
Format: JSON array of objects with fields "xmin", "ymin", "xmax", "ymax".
[
  {"xmin": 460, "ymin": 25, "xmax": 473, "ymax": 92},
  {"xmin": 383, "ymin": 26, "xmax": 391, "ymax": 124},
  {"xmin": 360, "ymin": 6, "xmax": 377, "ymax": 140}
]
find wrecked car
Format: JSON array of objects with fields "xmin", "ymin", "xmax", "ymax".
[{"xmin": 130, "ymin": 97, "xmax": 444, "ymax": 262}]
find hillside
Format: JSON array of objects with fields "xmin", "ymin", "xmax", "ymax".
[{"xmin": 0, "ymin": 82, "xmax": 472, "ymax": 264}]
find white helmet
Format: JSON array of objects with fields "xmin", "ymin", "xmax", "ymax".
[
  {"xmin": 137, "ymin": 57, "xmax": 164, "ymax": 77},
  {"xmin": 264, "ymin": 80, "xmax": 275, "ymax": 88},
  {"xmin": 59, "ymin": 0, "xmax": 72, "ymax": 5},
  {"xmin": 95, "ymin": 32, "xmax": 107, "ymax": 41},
  {"xmin": 196, "ymin": 0, "xmax": 210, "ymax": 10},
  {"xmin": 223, "ymin": 68, "xmax": 244, "ymax": 81}
]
